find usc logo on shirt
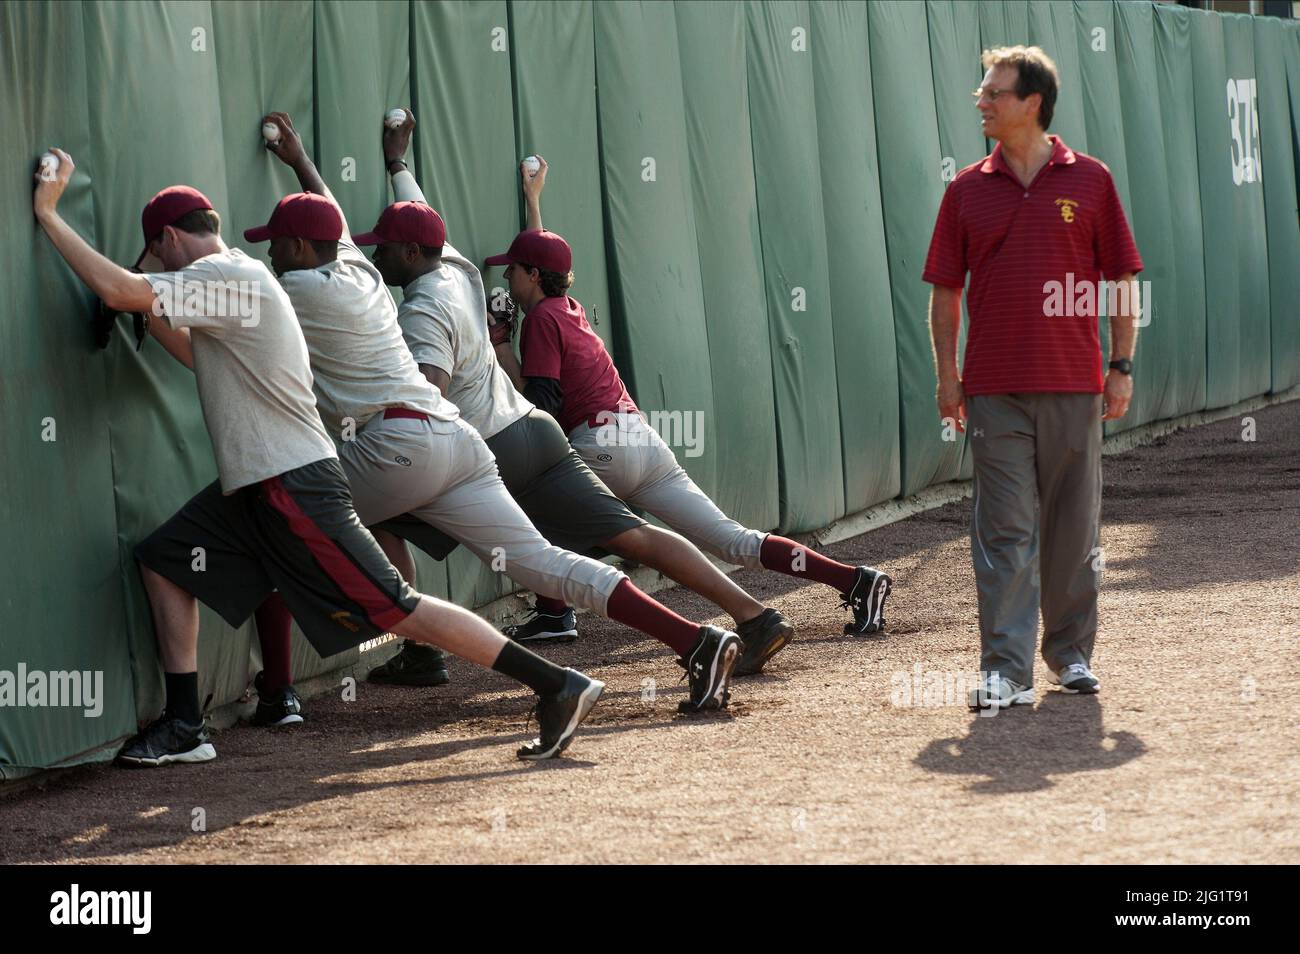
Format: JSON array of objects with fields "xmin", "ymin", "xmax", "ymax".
[{"xmin": 1055, "ymin": 198, "xmax": 1079, "ymax": 223}]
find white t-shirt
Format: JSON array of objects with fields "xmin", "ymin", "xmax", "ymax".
[
  {"xmin": 399, "ymin": 243, "xmax": 533, "ymax": 440},
  {"xmin": 277, "ymin": 237, "xmax": 459, "ymax": 438},
  {"xmin": 151, "ymin": 248, "xmax": 337, "ymax": 493}
]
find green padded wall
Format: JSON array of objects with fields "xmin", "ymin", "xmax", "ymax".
[
  {"xmin": 4, "ymin": 0, "xmax": 1297, "ymax": 771},
  {"xmin": 675, "ymin": 0, "xmax": 780, "ymax": 534}
]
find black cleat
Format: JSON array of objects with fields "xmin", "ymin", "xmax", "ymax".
[
  {"xmin": 517, "ymin": 669, "xmax": 605, "ymax": 760},
  {"xmin": 503, "ymin": 607, "xmax": 578, "ymax": 644},
  {"xmin": 841, "ymin": 566, "xmax": 893, "ymax": 636},
  {"xmin": 678, "ymin": 625, "xmax": 742, "ymax": 713},
  {"xmin": 250, "ymin": 671, "xmax": 304, "ymax": 727},
  {"xmin": 734, "ymin": 608, "xmax": 795, "ymax": 676},
  {"xmin": 117, "ymin": 714, "xmax": 216, "ymax": 767},
  {"xmin": 367, "ymin": 640, "xmax": 450, "ymax": 687}
]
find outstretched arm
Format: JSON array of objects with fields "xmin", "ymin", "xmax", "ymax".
[
  {"xmin": 262, "ymin": 112, "xmax": 348, "ymax": 236},
  {"xmin": 33, "ymin": 149, "xmax": 157, "ymax": 314},
  {"xmin": 382, "ymin": 107, "xmax": 429, "ymax": 205},
  {"xmin": 522, "ymin": 155, "xmax": 547, "ymax": 231}
]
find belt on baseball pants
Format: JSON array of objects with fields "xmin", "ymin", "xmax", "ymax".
[{"xmin": 383, "ymin": 408, "xmax": 430, "ymax": 422}]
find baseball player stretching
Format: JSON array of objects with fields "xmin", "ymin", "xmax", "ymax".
[
  {"xmin": 483, "ymin": 161, "xmax": 895, "ymax": 666},
  {"xmin": 248, "ymin": 113, "xmax": 749, "ymax": 714},
  {"xmin": 32, "ymin": 150, "xmax": 603, "ymax": 764},
  {"xmin": 359, "ymin": 110, "xmax": 794, "ymax": 686}
]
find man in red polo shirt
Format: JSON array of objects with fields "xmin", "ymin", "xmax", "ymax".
[{"xmin": 923, "ymin": 46, "xmax": 1143, "ymax": 709}]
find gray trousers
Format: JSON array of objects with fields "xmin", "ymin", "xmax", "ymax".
[
  {"xmin": 342, "ymin": 414, "xmax": 625, "ymax": 616},
  {"xmin": 967, "ymin": 393, "xmax": 1103, "ymax": 686},
  {"xmin": 569, "ymin": 414, "xmax": 766, "ymax": 570}
]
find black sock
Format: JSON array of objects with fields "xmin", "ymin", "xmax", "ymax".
[
  {"xmin": 492, "ymin": 642, "xmax": 567, "ymax": 696},
  {"xmin": 163, "ymin": 671, "xmax": 201, "ymax": 724}
]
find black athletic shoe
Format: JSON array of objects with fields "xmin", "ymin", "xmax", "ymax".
[
  {"xmin": 734, "ymin": 608, "xmax": 795, "ymax": 676},
  {"xmin": 250, "ymin": 671, "xmax": 304, "ymax": 727},
  {"xmin": 117, "ymin": 714, "xmax": 216, "ymax": 767},
  {"xmin": 517, "ymin": 669, "xmax": 605, "ymax": 760},
  {"xmin": 503, "ymin": 607, "xmax": 579, "ymax": 644},
  {"xmin": 678, "ymin": 625, "xmax": 742, "ymax": 713},
  {"xmin": 367, "ymin": 640, "xmax": 450, "ymax": 687},
  {"xmin": 841, "ymin": 566, "xmax": 893, "ymax": 636}
]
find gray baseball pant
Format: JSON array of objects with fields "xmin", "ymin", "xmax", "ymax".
[
  {"xmin": 341, "ymin": 413, "xmax": 624, "ymax": 615},
  {"xmin": 569, "ymin": 413, "xmax": 766, "ymax": 570},
  {"xmin": 967, "ymin": 392, "xmax": 1103, "ymax": 687}
]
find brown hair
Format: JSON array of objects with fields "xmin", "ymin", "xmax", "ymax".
[
  {"xmin": 171, "ymin": 207, "xmax": 221, "ymax": 236},
  {"xmin": 981, "ymin": 45, "xmax": 1059, "ymax": 130},
  {"xmin": 520, "ymin": 262, "xmax": 575, "ymax": 298}
]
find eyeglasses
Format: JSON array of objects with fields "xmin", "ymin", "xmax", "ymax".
[{"xmin": 972, "ymin": 86, "xmax": 1020, "ymax": 103}]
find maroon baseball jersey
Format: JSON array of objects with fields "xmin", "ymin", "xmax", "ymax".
[
  {"xmin": 923, "ymin": 135, "xmax": 1143, "ymax": 396},
  {"xmin": 519, "ymin": 295, "xmax": 637, "ymax": 435}
]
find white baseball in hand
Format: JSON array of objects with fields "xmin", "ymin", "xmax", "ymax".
[
  {"xmin": 522, "ymin": 155, "xmax": 541, "ymax": 178},
  {"xmin": 262, "ymin": 122, "xmax": 280, "ymax": 143},
  {"xmin": 386, "ymin": 108, "xmax": 407, "ymax": 129},
  {"xmin": 39, "ymin": 152, "xmax": 60, "ymax": 179}
]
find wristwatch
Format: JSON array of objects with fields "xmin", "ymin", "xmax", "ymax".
[{"xmin": 1108, "ymin": 358, "xmax": 1133, "ymax": 375}]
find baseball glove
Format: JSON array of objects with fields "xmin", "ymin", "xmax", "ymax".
[
  {"xmin": 487, "ymin": 292, "xmax": 517, "ymax": 346},
  {"xmin": 92, "ymin": 265, "xmax": 150, "ymax": 351}
]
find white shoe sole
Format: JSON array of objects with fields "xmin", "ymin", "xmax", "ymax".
[
  {"xmin": 518, "ymin": 678, "xmax": 605, "ymax": 760},
  {"xmin": 119, "ymin": 742, "xmax": 217, "ymax": 766},
  {"xmin": 1050, "ymin": 671, "xmax": 1101, "ymax": 694},
  {"xmin": 968, "ymin": 688, "xmax": 1036, "ymax": 710},
  {"xmin": 513, "ymin": 629, "xmax": 578, "ymax": 643}
]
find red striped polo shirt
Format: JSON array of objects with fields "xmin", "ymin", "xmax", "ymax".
[{"xmin": 923, "ymin": 135, "xmax": 1143, "ymax": 395}]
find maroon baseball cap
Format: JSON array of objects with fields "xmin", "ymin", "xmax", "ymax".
[
  {"xmin": 484, "ymin": 229, "xmax": 572, "ymax": 273},
  {"xmin": 138, "ymin": 185, "xmax": 213, "ymax": 263},
  {"xmin": 243, "ymin": 193, "xmax": 344, "ymax": 243},
  {"xmin": 353, "ymin": 202, "xmax": 447, "ymax": 247}
]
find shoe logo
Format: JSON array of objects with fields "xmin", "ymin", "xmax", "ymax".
[
  {"xmin": 395, "ymin": 455, "xmax": 412, "ymax": 467},
  {"xmin": 331, "ymin": 611, "xmax": 361, "ymax": 633}
]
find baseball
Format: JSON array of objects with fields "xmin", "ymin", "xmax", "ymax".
[
  {"xmin": 522, "ymin": 155, "xmax": 541, "ymax": 178},
  {"xmin": 261, "ymin": 122, "xmax": 280, "ymax": 143},
  {"xmin": 39, "ymin": 152, "xmax": 60, "ymax": 179},
  {"xmin": 386, "ymin": 108, "xmax": 407, "ymax": 129}
]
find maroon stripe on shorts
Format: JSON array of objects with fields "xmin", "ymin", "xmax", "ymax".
[{"xmin": 262, "ymin": 476, "xmax": 411, "ymax": 630}]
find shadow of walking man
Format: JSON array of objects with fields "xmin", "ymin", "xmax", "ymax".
[{"xmin": 914, "ymin": 693, "xmax": 1145, "ymax": 793}]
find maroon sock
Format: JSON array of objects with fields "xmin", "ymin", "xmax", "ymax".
[
  {"xmin": 759, "ymin": 535, "xmax": 858, "ymax": 593},
  {"xmin": 535, "ymin": 595, "xmax": 570, "ymax": 615},
  {"xmin": 605, "ymin": 579, "xmax": 699, "ymax": 657},
  {"xmin": 254, "ymin": 593, "xmax": 294, "ymax": 692}
]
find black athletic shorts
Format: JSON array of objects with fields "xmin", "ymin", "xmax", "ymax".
[
  {"xmin": 375, "ymin": 409, "xmax": 644, "ymax": 561},
  {"xmin": 135, "ymin": 457, "xmax": 420, "ymax": 658}
]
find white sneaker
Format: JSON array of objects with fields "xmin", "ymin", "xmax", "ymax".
[
  {"xmin": 968, "ymin": 673, "xmax": 1035, "ymax": 710},
  {"xmin": 1051, "ymin": 662, "xmax": 1100, "ymax": 694}
]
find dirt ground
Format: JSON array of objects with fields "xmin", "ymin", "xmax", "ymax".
[{"xmin": 3, "ymin": 401, "xmax": 1297, "ymax": 865}]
